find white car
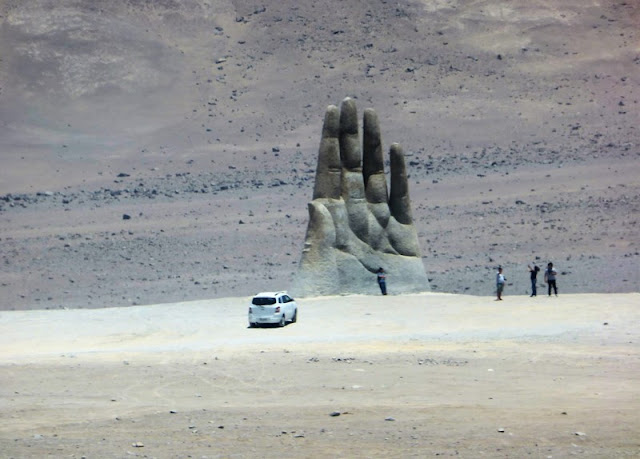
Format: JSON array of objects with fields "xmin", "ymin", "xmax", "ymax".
[{"xmin": 248, "ymin": 291, "xmax": 298, "ymax": 327}]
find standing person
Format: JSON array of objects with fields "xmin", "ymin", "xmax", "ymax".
[
  {"xmin": 496, "ymin": 266, "xmax": 506, "ymax": 301},
  {"xmin": 376, "ymin": 267, "xmax": 387, "ymax": 295},
  {"xmin": 544, "ymin": 262, "xmax": 558, "ymax": 296},
  {"xmin": 528, "ymin": 263, "xmax": 540, "ymax": 297}
]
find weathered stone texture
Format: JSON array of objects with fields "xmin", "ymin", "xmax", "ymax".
[{"xmin": 292, "ymin": 98, "xmax": 430, "ymax": 297}]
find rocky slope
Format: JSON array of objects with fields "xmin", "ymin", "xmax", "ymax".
[{"xmin": 0, "ymin": 0, "xmax": 638, "ymax": 309}]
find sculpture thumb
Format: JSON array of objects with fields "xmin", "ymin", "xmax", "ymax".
[{"xmin": 291, "ymin": 201, "xmax": 340, "ymax": 296}]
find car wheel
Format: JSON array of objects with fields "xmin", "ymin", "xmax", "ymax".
[
  {"xmin": 279, "ymin": 315, "xmax": 286, "ymax": 327},
  {"xmin": 291, "ymin": 309, "xmax": 297, "ymax": 323},
  {"xmin": 249, "ymin": 322, "xmax": 256, "ymax": 328}
]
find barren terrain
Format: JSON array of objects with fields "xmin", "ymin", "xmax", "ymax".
[
  {"xmin": 1, "ymin": 0, "xmax": 638, "ymax": 310},
  {"xmin": 0, "ymin": 2, "xmax": 639, "ymax": 455},
  {"xmin": 1, "ymin": 293, "xmax": 639, "ymax": 457}
]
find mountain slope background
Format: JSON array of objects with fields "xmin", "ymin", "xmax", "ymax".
[{"xmin": 0, "ymin": 0, "xmax": 638, "ymax": 309}]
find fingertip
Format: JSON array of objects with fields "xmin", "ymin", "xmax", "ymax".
[
  {"xmin": 339, "ymin": 98, "xmax": 358, "ymax": 135},
  {"xmin": 363, "ymin": 110, "xmax": 380, "ymax": 150},
  {"xmin": 339, "ymin": 98, "xmax": 361, "ymax": 170},
  {"xmin": 389, "ymin": 143, "xmax": 413, "ymax": 224},
  {"xmin": 363, "ymin": 108, "xmax": 379, "ymax": 134},
  {"xmin": 363, "ymin": 108, "xmax": 383, "ymax": 168},
  {"xmin": 390, "ymin": 142, "xmax": 403, "ymax": 159},
  {"xmin": 322, "ymin": 105, "xmax": 340, "ymax": 138},
  {"xmin": 390, "ymin": 143, "xmax": 408, "ymax": 196}
]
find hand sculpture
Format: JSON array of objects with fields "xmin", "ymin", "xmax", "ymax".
[{"xmin": 292, "ymin": 97, "xmax": 430, "ymax": 296}]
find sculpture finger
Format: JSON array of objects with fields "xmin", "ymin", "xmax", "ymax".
[
  {"xmin": 338, "ymin": 97, "xmax": 361, "ymax": 173},
  {"xmin": 338, "ymin": 98, "xmax": 369, "ymax": 242},
  {"xmin": 362, "ymin": 108, "xmax": 388, "ymax": 204},
  {"xmin": 388, "ymin": 143, "xmax": 413, "ymax": 225},
  {"xmin": 312, "ymin": 105, "xmax": 341, "ymax": 200},
  {"xmin": 339, "ymin": 98, "xmax": 366, "ymax": 201}
]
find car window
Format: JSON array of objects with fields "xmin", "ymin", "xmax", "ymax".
[
  {"xmin": 252, "ymin": 297, "xmax": 276, "ymax": 306},
  {"xmin": 283, "ymin": 295, "xmax": 293, "ymax": 303}
]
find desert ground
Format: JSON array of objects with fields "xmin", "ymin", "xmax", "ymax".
[
  {"xmin": 1, "ymin": 292, "xmax": 639, "ymax": 458},
  {"xmin": 0, "ymin": 1, "xmax": 639, "ymax": 457},
  {"xmin": 0, "ymin": 0, "xmax": 638, "ymax": 310}
]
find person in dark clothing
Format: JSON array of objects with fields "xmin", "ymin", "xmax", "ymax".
[
  {"xmin": 528, "ymin": 263, "xmax": 540, "ymax": 297},
  {"xmin": 377, "ymin": 267, "xmax": 387, "ymax": 295},
  {"xmin": 544, "ymin": 262, "xmax": 558, "ymax": 296},
  {"xmin": 496, "ymin": 266, "xmax": 506, "ymax": 300}
]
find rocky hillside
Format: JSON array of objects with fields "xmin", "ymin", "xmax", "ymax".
[{"xmin": 0, "ymin": 0, "xmax": 638, "ymax": 309}]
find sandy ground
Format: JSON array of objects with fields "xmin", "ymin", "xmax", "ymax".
[
  {"xmin": 1, "ymin": 292, "xmax": 638, "ymax": 458},
  {"xmin": 0, "ymin": 2, "xmax": 638, "ymax": 457}
]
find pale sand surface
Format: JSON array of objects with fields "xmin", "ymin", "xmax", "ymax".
[
  {"xmin": 1, "ymin": 2, "xmax": 638, "ymax": 456},
  {"xmin": 1, "ymin": 293, "xmax": 638, "ymax": 457}
]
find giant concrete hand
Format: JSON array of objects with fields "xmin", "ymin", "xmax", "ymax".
[{"xmin": 292, "ymin": 98, "xmax": 430, "ymax": 296}]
